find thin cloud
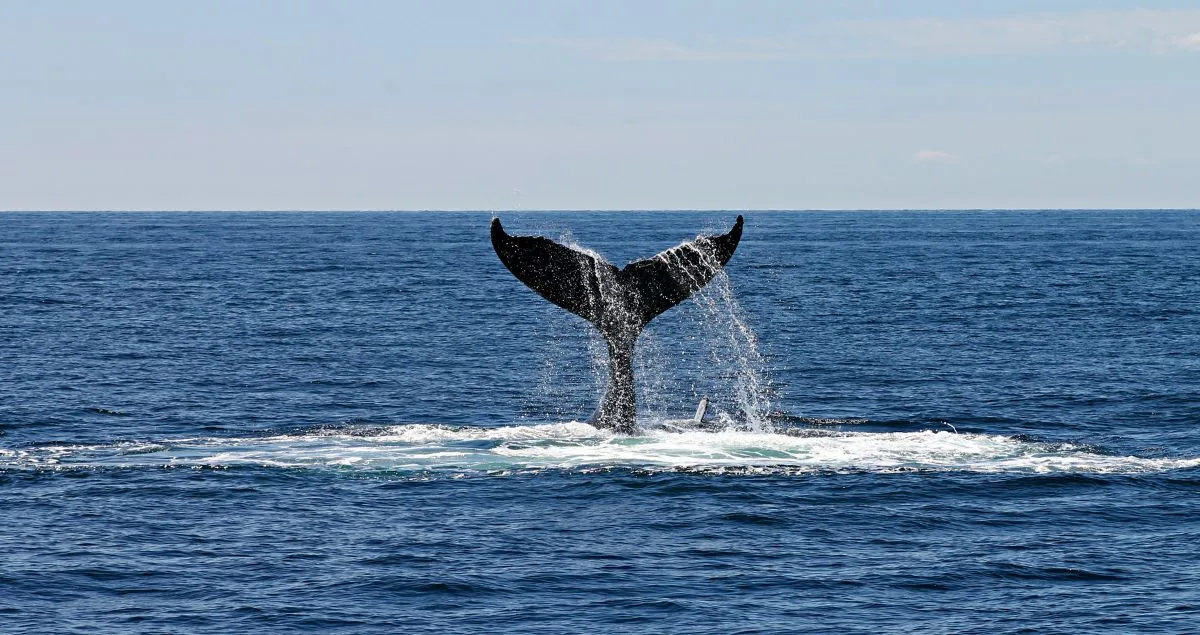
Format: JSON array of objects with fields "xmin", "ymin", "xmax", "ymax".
[
  {"xmin": 516, "ymin": 9, "xmax": 1200, "ymax": 61},
  {"xmin": 849, "ymin": 9, "xmax": 1200, "ymax": 56},
  {"xmin": 1173, "ymin": 32, "xmax": 1200, "ymax": 52},
  {"xmin": 913, "ymin": 150, "xmax": 960, "ymax": 164},
  {"xmin": 511, "ymin": 37, "xmax": 788, "ymax": 62}
]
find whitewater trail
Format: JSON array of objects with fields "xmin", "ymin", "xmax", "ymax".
[{"xmin": 3, "ymin": 423, "xmax": 1198, "ymax": 476}]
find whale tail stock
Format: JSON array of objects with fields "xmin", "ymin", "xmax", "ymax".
[{"xmin": 490, "ymin": 215, "xmax": 744, "ymax": 433}]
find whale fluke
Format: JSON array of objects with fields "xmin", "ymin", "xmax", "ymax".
[{"xmin": 491, "ymin": 215, "xmax": 744, "ymax": 433}]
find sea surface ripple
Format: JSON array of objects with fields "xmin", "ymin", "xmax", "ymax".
[{"xmin": 2, "ymin": 211, "xmax": 1199, "ymax": 633}]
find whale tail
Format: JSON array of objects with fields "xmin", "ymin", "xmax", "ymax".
[{"xmin": 490, "ymin": 215, "xmax": 744, "ymax": 433}]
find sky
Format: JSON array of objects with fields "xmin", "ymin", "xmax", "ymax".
[{"xmin": 2, "ymin": 0, "xmax": 1198, "ymax": 210}]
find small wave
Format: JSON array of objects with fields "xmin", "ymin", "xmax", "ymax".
[
  {"xmin": 2, "ymin": 423, "xmax": 1198, "ymax": 477},
  {"xmin": 88, "ymin": 408, "xmax": 131, "ymax": 417}
]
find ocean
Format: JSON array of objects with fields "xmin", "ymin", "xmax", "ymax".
[{"xmin": 2, "ymin": 210, "xmax": 1198, "ymax": 633}]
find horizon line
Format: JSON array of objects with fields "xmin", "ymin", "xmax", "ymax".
[{"xmin": 3, "ymin": 208, "xmax": 1199, "ymax": 213}]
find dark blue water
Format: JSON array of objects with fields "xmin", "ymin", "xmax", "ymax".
[{"xmin": 2, "ymin": 211, "xmax": 1199, "ymax": 633}]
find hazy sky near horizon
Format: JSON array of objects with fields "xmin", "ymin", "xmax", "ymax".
[{"xmin": 3, "ymin": 1, "xmax": 1198, "ymax": 210}]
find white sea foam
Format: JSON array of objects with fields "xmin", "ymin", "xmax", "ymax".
[{"xmin": 2, "ymin": 423, "xmax": 1197, "ymax": 475}]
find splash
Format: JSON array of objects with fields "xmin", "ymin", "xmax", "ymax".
[
  {"xmin": 632, "ymin": 230, "xmax": 773, "ymax": 429},
  {"xmin": 678, "ymin": 266, "xmax": 774, "ymax": 429},
  {"xmin": 547, "ymin": 228, "xmax": 774, "ymax": 430},
  {"xmin": 4, "ymin": 423, "xmax": 1197, "ymax": 476}
]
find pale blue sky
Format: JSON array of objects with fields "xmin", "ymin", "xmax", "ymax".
[{"xmin": 2, "ymin": 1, "xmax": 1198, "ymax": 210}]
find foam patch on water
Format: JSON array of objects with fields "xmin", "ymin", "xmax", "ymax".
[{"xmin": 3, "ymin": 423, "xmax": 1198, "ymax": 476}]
